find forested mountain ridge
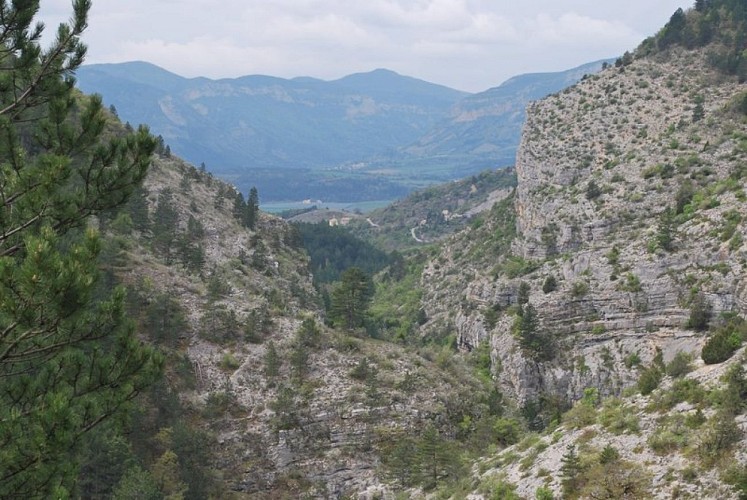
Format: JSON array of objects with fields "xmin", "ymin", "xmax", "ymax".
[{"xmin": 348, "ymin": 167, "xmax": 518, "ymax": 251}]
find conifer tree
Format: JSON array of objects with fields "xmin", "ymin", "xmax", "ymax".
[
  {"xmin": 416, "ymin": 424, "xmax": 462, "ymax": 487},
  {"xmin": 152, "ymin": 188, "xmax": 180, "ymax": 263},
  {"xmin": 0, "ymin": 1, "xmax": 162, "ymax": 496},
  {"xmin": 264, "ymin": 341, "xmax": 280, "ymax": 379},
  {"xmin": 560, "ymin": 444, "xmax": 582, "ymax": 495},
  {"xmin": 330, "ymin": 267, "xmax": 373, "ymax": 330},
  {"xmin": 232, "ymin": 190, "xmax": 247, "ymax": 222},
  {"xmin": 246, "ymin": 186, "xmax": 259, "ymax": 230}
]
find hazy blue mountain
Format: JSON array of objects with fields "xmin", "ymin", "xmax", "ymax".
[
  {"xmin": 76, "ymin": 62, "xmax": 467, "ymax": 171},
  {"xmin": 398, "ymin": 59, "xmax": 613, "ymax": 176},
  {"xmin": 75, "ymin": 61, "xmax": 608, "ymax": 201}
]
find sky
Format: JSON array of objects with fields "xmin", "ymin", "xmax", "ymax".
[{"xmin": 38, "ymin": 0, "xmax": 694, "ymax": 93}]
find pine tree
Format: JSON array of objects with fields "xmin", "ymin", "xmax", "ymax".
[
  {"xmin": 516, "ymin": 303, "xmax": 553, "ymax": 360},
  {"xmin": 264, "ymin": 341, "xmax": 280, "ymax": 378},
  {"xmin": 112, "ymin": 465, "xmax": 161, "ymax": 500},
  {"xmin": 0, "ymin": 2, "xmax": 162, "ymax": 496},
  {"xmin": 124, "ymin": 186, "xmax": 151, "ymax": 232},
  {"xmin": 656, "ymin": 207, "xmax": 675, "ymax": 251},
  {"xmin": 330, "ymin": 267, "xmax": 373, "ymax": 330},
  {"xmin": 152, "ymin": 188, "xmax": 180, "ymax": 263},
  {"xmin": 232, "ymin": 191, "xmax": 247, "ymax": 222},
  {"xmin": 383, "ymin": 436, "xmax": 420, "ymax": 486},
  {"xmin": 517, "ymin": 281, "xmax": 531, "ymax": 305},
  {"xmin": 290, "ymin": 338, "xmax": 309, "ymax": 383},
  {"xmin": 177, "ymin": 214, "xmax": 205, "ymax": 273},
  {"xmin": 560, "ymin": 444, "xmax": 582, "ymax": 496},
  {"xmin": 416, "ymin": 424, "xmax": 462, "ymax": 487},
  {"xmin": 688, "ymin": 291, "xmax": 712, "ymax": 331},
  {"xmin": 246, "ymin": 186, "xmax": 259, "ymax": 230}
]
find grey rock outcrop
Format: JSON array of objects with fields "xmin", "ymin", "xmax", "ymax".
[{"xmin": 421, "ymin": 47, "xmax": 747, "ymax": 408}]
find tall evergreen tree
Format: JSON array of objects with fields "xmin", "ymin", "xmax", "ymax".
[
  {"xmin": 246, "ymin": 186, "xmax": 259, "ymax": 230},
  {"xmin": 232, "ymin": 191, "xmax": 247, "ymax": 222},
  {"xmin": 330, "ymin": 267, "xmax": 373, "ymax": 330},
  {"xmin": 416, "ymin": 424, "xmax": 462, "ymax": 487},
  {"xmin": 152, "ymin": 188, "xmax": 179, "ymax": 263},
  {"xmin": 264, "ymin": 341, "xmax": 280, "ymax": 379},
  {"xmin": 0, "ymin": 1, "xmax": 162, "ymax": 496}
]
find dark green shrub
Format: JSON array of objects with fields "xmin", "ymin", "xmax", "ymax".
[
  {"xmin": 722, "ymin": 462, "xmax": 747, "ymax": 499},
  {"xmin": 349, "ymin": 357, "xmax": 375, "ymax": 381},
  {"xmin": 599, "ymin": 444, "xmax": 620, "ymax": 464},
  {"xmin": 535, "ymin": 485, "xmax": 554, "ymax": 500},
  {"xmin": 542, "ymin": 275, "xmax": 558, "ymax": 294},
  {"xmin": 697, "ymin": 411, "xmax": 742, "ymax": 466},
  {"xmin": 586, "ymin": 180, "xmax": 602, "ymax": 200},
  {"xmin": 518, "ymin": 281, "xmax": 531, "ymax": 305},
  {"xmin": 702, "ymin": 329, "xmax": 741, "ymax": 364},
  {"xmin": 483, "ymin": 305, "xmax": 499, "ymax": 330},
  {"xmin": 570, "ymin": 281, "xmax": 589, "ymax": 298},
  {"xmin": 687, "ymin": 291, "xmax": 712, "ymax": 331}
]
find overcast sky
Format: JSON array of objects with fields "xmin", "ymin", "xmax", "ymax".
[{"xmin": 38, "ymin": 0, "xmax": 693, "ymax": 93}]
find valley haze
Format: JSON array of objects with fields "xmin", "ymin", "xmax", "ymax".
[{"xmin": 75, "ymin": 59, "xmax": 610, "ymax": 203}]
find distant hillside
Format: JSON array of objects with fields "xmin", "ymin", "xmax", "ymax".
[
  {"xmin": 349, "ymin": 168, "xmax": 518, "ymax": 251},
  {"xmin": 398, "ymin": 59, "xmax": 613, "ymax": 176},
  {"xmin": 76, "ymin": 61, "xmax": 606, "ymax": 201},
  {"xmin": 76, "ymin": 63, "xmax": 466, "ymax": 199}
]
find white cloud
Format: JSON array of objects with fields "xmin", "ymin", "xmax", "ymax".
[
  {"xmin": 36, "ymin": 0, "xmax": 693, "ymax": 92},
  {"xmin": 529, "ymin": 12, "xmax": 640, "ymax": 45}
]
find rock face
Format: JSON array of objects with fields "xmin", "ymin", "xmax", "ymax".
[
  {"xmin": 421, "ymin": 47, "xmax": 747, "ymax": 408},
  {"xmin": 118, "ymin": 155, "xmax": 493, "ymax": 497}
]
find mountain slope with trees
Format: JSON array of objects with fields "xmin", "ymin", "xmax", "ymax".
[
  {"xmin": 396, "ymin": 1, "xmax": 747, "ymax": 496},
  {"xmin": 10, "ymin": 0, "xmax": 747, "ymax": 498}
]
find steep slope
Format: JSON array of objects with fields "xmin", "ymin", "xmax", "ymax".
[
  {"xmin": 464, "ymin": 349, "xmax": 747, "ymax": 499},
  {"xmin": 421, "ymin": 7, "xmax": 747, "ymax": 414},
  {"xmin": 99, "ymin": 151, "xmax": 504, "ymax": 498},
  {"xmin": 388, "ymin": 4, "xmax": 747, "ymax": 497}
]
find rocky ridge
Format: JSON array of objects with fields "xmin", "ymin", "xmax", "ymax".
[{"xmin": 420, "ymin": 45, "xmax": 747, "ymax": 407}]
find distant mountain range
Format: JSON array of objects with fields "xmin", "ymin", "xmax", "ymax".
[
  {"xmin": 400, "ymin": 60, "xmax": 612, "ymax": 177},
  {"xmin": 75, "ymin": 60, "xmax": 610, "ymax": 201}
]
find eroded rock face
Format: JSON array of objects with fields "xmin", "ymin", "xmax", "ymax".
[{"xmin": 421, "ymin": 47, "xmax": 747, "ymax": 407}]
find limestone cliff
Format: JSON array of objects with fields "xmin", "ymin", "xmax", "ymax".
[{"xmin": 421, "ymin": 46, "xmax": 747, "ymax": 407}]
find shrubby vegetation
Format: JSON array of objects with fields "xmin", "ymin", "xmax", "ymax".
[
  {"xmin": 702, "ymin": 315, "xmax": 747, "ymax": 364},
  {"xmin": 638, "ymin": 0, "xmax": 747, "ymax": 81}
]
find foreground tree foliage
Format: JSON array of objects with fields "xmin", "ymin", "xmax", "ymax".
[{"xmin": 0, "ymin": 1, "xmax": 161, "ymax": 496}]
